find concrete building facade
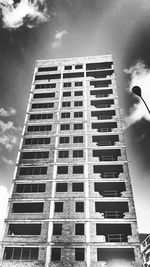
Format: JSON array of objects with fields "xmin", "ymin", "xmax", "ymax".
[
  {"xmin": 1, "ymin": 55, "xmax": 142, "ymax": 266},
  {"xmin": 141, "ymin": 235, "xmax": 150, "ymax": 266}
]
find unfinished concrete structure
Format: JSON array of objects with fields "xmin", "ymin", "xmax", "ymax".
[
  {"xmin": 1, "ymin": 55, "xmax": 142, "ymax": 266},
  {"xmin": 141, "ymin": 235, "xmax": 150, "ymax": 266}
]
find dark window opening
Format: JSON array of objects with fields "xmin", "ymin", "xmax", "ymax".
[
  {"xmin": 57, "ymin": 166, "xmax": 68, "ymax": 174},
  {"xmin": 32, "ymin": 103, "xmax": 54, "ymax": 109},
  {"xmin": 93, "ymin": 149, "xmax": 121, "ymax": 162},
  {"xmin": 72, "ymin": 183, "xmax": 84, "ymax": 192},
  {"xmin": 3, "ymin": 247, "xmax": 39, "ymax": 260},
  {"xmin": 54, "ymin": 202, "xmax": 63, "ymax": 212},
  {"xmin": 15, "ymin": 183, "xmax": 46, "ymax": 193},
  {"xmin": 24, "ymin": 137, "xmax": 50, "ymax": 145},
  {"xmin": 76, "ymin": 202, "xmax": 84, "ymax": 212},
  {"xmin": 56, "ymin": 183, "xmax": 68, "ymax": 192},
  {"xmin": 73, "ymin": 150, "xmax": 83, "ymax": 158},
  {"xmin": 8, "ymin": 224, "xmax": 41, "ymax": 235},
  {"xmin": 75, "ymin": 65, "xmax": 82, "ymax": 69},
  {"xmin": 35, "ymin": 74, "xmax": 61, "ymax": 81},
  {"xmin": 35, "ymin": 83, "xmax": 56, "ymax": 89},
  {"xmin": 92, "ymin": 135, "xmax": 119, "ymax": 146},
  {"xmin": 63, "ymin": 82, "xmax": 71, "ymax": 88},
  {"xmin": 63, "ymin": 91, "xmax": 71, "ymax": 97},
  {"xmin": 51, "ymin": 248, "xmax": 61, "ymax": 261},
  {"xmin": 53, "ymin": 224, "xmax": 62, "ymax": 235},
  {"xmin": 74, "ymin": 101, "xmax": 83, "ymax": 107},
  {"xmin": 90, "ymin": 89, "xmax": 113, "ymax": 98},
  {"xmin": 94, "ymin": 182, "xmax": 126, "ymax": 197},
  {"xmin": 61, "ymin": 112, "xmax": 70, "ymax": 119},
  {"xmin": 60, "ymin": 124, "xmax": 70, "ymax": 130},
  {"xmin": 91, "ymin": 110, "xmax": 115, "ymax": 120},
  {"xmin": 12, "ymin": 203, "xmax": 44, "ymax": 213},
  {"xmin": 65, "ymin": 65, "xmax": 72, "ymax": 70},
  {"xmin": 21, "ymin": 151, "xmax": 49, "ymax": 160},
  {"xmin": 74, "ymin": 91, "xmax": 83, "ymax": 96},
  {"xmin": 86, "ymin": 62, "xmax": 112, "ymax": 70},
  {"xmin": 75, "ymin": 248, "xmax": 84, "ymax": 261},
  {"xmin": 90, "ymin": 80, "xmax": 111, "ymax": 88},
  {"xmin": 63, "ymin": 73, "xmax": 84, "ymax": 79},
  {"xmin": 75, "ymin": 224, "xmax": 84, "ymax": 235},
  {"xmin": 58, "ymin": 150, "xmax": 69, "ymax": 158},
  {"xmin": 74, "ymin": 123, "xmax": 83, "ymax": 130},
  {"xmin": 97, "ymin": 248, "xmax": 135, "ymax": 261},
  {"xmin": 94, "ymin": 165, "xmax": 123, "ymax": 178},
  {"xmin": 62, "ymin": 101, "xmax": 71, "ymax": 107},
  {"xmin": 19, "ymin": 166, "xmax": 47, "ymax": 176},
  {"xmin": 27, "ymin": 125, "xmax": 52, "ymax": 132},
  {"xmin": 74, "ymin": 112, "xmax": 83, "ymax": 118},
  {"xmin": 95, "ymin": 202, "xmax": 129, "ymax": 219},
  {"xmin": 96, "ymin": 224, "xmax": 131, "ymax": 242},
  {"xmin": 29, "ymin": 113, "xmax": 53, "ymax": 120},
  {"xmin": 73, "ymin": 165, "xmax": 84, "ymax": 174},
  {"xmin": 92, "ymin": 122, "xmax": 117, "ymax": 133},
  {"xmin": 73, "ymin": 136, "xmax": 83, "ymax": 143},
  {"xmin": 33, "ymin": 92, "xmax": 55, "ymax": 99},
  {"xmin": 75, "ymin": 81, "xmax": 83, "ymax": 87},
  {"xmin": 91, "ymin": 99, "xmax": 114, "ymax": 109},
  {"xmin": 87, "ymin": 70, "xmax": 113, "ymax": 79},
  {"xmin": 38, "ymin": 66, "xmax": 57, "ymax": 72},
  {"xmin": 59, "ymin": 137, "xmax": 69, "ymax": 144}
]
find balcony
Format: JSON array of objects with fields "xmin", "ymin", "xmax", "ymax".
[
  {"xmin": 91, "ymin": 99, "xmax": 114, "ymax": 109},
  {"xmin": 93, "ymin": 149, "xmax": 121, "ymax": 162},
  {"xmin": 92, "ymin": 135, "xmax": 119, "ymax": 146},
  {"xmin": 90, "ymin": 80, "xmax": 111, "ymax": 88},
  {"xmin": 96, "ymin": 224, "xmax": 132, "ymax": 242},
  {"xmin": 94, "ymin": 182, "xmax": 126, "ymax": 197},
  {"xmin": 95, "ymin": 202, "xmax": 129, "ymax": 219},
  {"xmin": 97, "ymin": 248, "xmax": 135, "ymax": 262},
  {"xmin": 91, "ymin": 110, "xmax": 115, "ymax": 120},
  {"xmin": 92, "ymin": 122, "xmax": 117, "ymax": 133},
  {"xmin": 90, "ymin": 89, "xmax": 113, "ymax": 98},
  {"xmin": 94, "ymin": 165, "xmax": 123, "ymax": 178},
  {"xmin": 86, "ymin": 69, "xmax": 113, "ymax": 79},
  {"xmin": 86, "ymin": 62, "xmax": 113, "ymax": 70}
]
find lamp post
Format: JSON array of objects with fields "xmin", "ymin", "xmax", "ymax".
[{"xmin": 132, "ymin": 86, "xmax": 150, "ymax": 115}]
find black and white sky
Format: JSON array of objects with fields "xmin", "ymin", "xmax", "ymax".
[{"xmin": 0, "ymin": 0, "xmax": 150, "ymax": 235}]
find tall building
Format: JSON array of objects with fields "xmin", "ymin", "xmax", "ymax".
[
  {"xmin": 141, "ymin": 235, "xmax": 150, "ymax": 266},
  {"xmin": 1, "ymin": 55, "xmax": 142, "ymax": 266}
]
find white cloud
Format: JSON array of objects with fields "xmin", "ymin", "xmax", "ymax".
[
  {"xmin": 52, "ymin": 30, "xmax": 68, "ymax": 49},
  {"xmin": 0, "ymin": 186, "xmax": 9, "ymax": 241},
  {"xmin": 2, "ymin": 156, "xmax": 13, "ymax": 165},
  {"xmin": 0, "ymin": 120, "xmax": 21, "ymax": 150},
  {"xmin": 124, "ymin": 61, "xmax": 150, "ymax": 128},
  {"xmin": 0, "ymin": 107, "xmax": 16, "ymax": 117},
  {"xmin": 0, "ymin": 0, "xmax": 50, "ymax": 29}
]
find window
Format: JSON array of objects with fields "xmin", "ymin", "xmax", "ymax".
[
  {"xmin": 56, "ymin": 183, "xmax": 68, "ymax": 192},
  {"xmin": 51, "ymin": 248, "xmax": 61, "ymax": 261},
  {"xmin": 53, "ymin": 224, "xmax": 62, "ymax": 235},
  {"xmin": 38, "ymin": 66, "xmax": 57, "ymax": 72},
  {"xmin": 21, "ymin": 151, "xmax": 49, "ymax": 159},
  {"xmin": 8, "ymin": 224, "xmax": 41, "ymax": 235},
  {"xmin": 29, "ymin": 113, "xmax": 53, "ymax": 120},
  {"xmin": 60, "ymin": 124, "xmax": 70, "ymax": 131},
  {"xmin": 75, "ymin": 81, "xmax": 82, "ymax": 87},
  {"xmin": 61, "ymin": 112, "xmax": 70, "ymax": 119},
  {"xmin": 35, "ymin": 83, "xmax": 56, "ymax": 89},
  {"xmin": 65, "ymin": 65, "xmax": 72, "ymax": 70},
  {"xmin": 63, "ymin": 82, "xmax": 71, "ymax": 87},
  {"xmin": 24, "ymin": 137, "xmax": 50, "ymax": 145},
  {"xmin": 19, "ymin": 166, "xmax": 47, "ymax": 175},
  {"xmin": 72, "ymin": 183, "xmax": 84, "ymax": 192},
  {"xmin": 75, "ymin": 248, "xmax": 84, "ymax": 261},
  {"xmin": 59, "ymin": 137, "xmax": 69, "ymax": 144},
  {"xmin": 32, "ymin": 103, "xmax": 54, "ymax": 109},
  {"xmin": 63, "ymin": 91, "xmax": 71, "ymax": 97},
  {"xmin": 73, "ymin": 166, "xmax": 84, "ymax": 174},
  {"xmin": 62, "ymin": 101, "xmax": 71, "ymax": 107},
  {"xmin": 58, "ymin": 151, "xmax": 69, "ymax": 158},
  {"xmin": 73, "ymin": 150, "xmax": 83, "ymax": 158},
  {"xmin": 75, "ymin": 224, "xmax": 84, "ymax": 235},
  {"xmin": 75, "ymin": 202, "xmax": 84, "ymax": 212},
  {"xmin": 74, "ymin": 112, "xmax": 83, "ymax": 118},
  {"xmin": 12, "ymin": 203, "xmax": 44, "ymax": 213},
  {"xmin": 74, "ymin": 101, "xmax": 83, "ymax": 107},
  {"xmin": 75, "ymin": 65, "xmax": 82, "ymax": 69},
  {"xmin": 74, "ymin": 91, "xmax": 83, "ymax": 96},
  {"xmin": 54, "ymin": 202, "xmax": 63, "ymax": 212},
  {"xmin": 27, "ymin": 125, "xmax": 52, "ymax": 132},
  {"xmin": 3, "ymin": 247, "xmax": 39, "ymax": 260},
  {"xmin": 57, "ymin": 166, "xmax": 68, "ymax": 174},
  {"xmin": 15, "ymin": 183, "xmax": 46, "ymax": 193},
  {"xmin": 74, "ymin": 124, "xmax": 83, "ymax": 130},
  {"xmin": 33, "ymin": 92, "xmax": 55, "ymax": 98},
  {"xmin": 73, "ymin": 136, "xmax": 83, "ymax": 143}
]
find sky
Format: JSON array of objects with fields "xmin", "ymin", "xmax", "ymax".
[{"xmin": 0, "ymin": 0, "xmax": 150, "ymax": 236}]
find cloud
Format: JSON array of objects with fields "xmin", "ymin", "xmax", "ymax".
[
  {"xmin": 52, "ymin": 30, "xmax": 68, "ymax": 49},
  {"xmin": 0, "ymin": 107, "xmax": 16, "ymax": 117},
  {"xmin": 0, "ymin": 120, "xmax": 21, "ymax": 150},
  {"xmin": 0, "ymin": 0, "xmax": 50, "ymax": 29},
  {"xmin": 124, "ymin": 61, "xmax": 150, "ymax": 128},
  {"xmin": 2, "ymin": 156, "xmax": 13, "ymax": 165},
  {"xmin": 0, "ymin": 186, "xmax": 9, "ymax": 241}
]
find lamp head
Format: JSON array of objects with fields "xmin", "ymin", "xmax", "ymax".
[{"xmin": 132, "ymin": 86, "xmax": 141, "ymax": 97}]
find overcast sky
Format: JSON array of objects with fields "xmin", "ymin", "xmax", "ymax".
[{"xmin": 0, "ymin": 0, "xmax": 150, "ymax": 235}]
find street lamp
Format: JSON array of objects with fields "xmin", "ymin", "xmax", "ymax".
[{"xmin": 132, "ymin": 86, "xmax": 150, "ymax": 114}]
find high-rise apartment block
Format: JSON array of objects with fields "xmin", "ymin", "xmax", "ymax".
[{"xmin": 1, "ymin": 55, "xmax": 142, "ymax": 266}]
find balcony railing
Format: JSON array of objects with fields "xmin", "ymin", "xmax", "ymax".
[
  {"xmin": 104, "ymin": 210, "xmax": 123, "ymax": 219},
  {"xmin": 102, "ymin": 172, "xmax": 118, "ymax": 178},
  {"xmin": 102, "ymin": 190, "xmax": 119, "ymax": 197},
  {"xmin": 106, "ymin": 233, "xmax": 125, "ymax": 242}
]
